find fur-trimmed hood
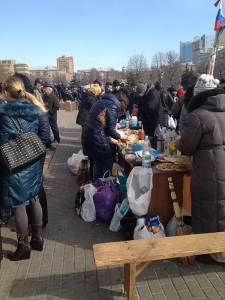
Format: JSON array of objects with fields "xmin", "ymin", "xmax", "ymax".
[
  {"xmin": 187, "ymin": 88, "xmax": 225, "ymax": 113},
  {"xmin": 0, "ymin": 98, "xmax": 41, "ymax": 122}
]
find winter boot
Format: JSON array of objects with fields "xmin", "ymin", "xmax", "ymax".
[
  {"xmin": 30, "ymin": 223, "xmax": 44, "ymax": 251},
  {"xmin": 8, "ymin": 231, "xmax": 31, "ymax": 261}
]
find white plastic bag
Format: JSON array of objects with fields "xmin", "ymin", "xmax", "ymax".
[
  {"xmin": 67, "ymin": 150, "xmax": 88, "ymax": 174},
  {"xmin": 126, "ymin": 167, "xmax": 153, "ymax": 216},
  {"xmin": 109, "ymin": 198, "xmax": 130, "ymax": 232},
  {"xmin": 80, "ymin": 184, "xmax": 97, "ymax": 222},
  {"xmin": 168, "ymin": 116, "xmax": 176, "ymax": 129},
  {"xmin": 165, "ymin": 215, "xmax": 177, "ymax": 236},
  {"xmin": 133, "ymin": 219, "xmax": 166, "ymax": 240}
]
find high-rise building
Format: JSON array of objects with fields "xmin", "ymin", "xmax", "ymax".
[
  {"xmin": 57, "ymin": 55, "xmax": 74, "ymax": 74},
  {"xmin": 180, "ymin": 34, "xmax": 214, "ymax": 64}
]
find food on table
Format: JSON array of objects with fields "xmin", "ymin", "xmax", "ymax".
[{"xmin": 157, "ymin": 163, "xmax": 176, "ymax": 170}]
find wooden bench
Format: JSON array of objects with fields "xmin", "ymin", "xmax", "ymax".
[{"xmin": 93, "ymin": 232, "xmax": 225, "ymax": 300}]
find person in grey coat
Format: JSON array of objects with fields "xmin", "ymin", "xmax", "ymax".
[{"xmin": 176, "ymin": 74, "xmax": 225, "ymax": 265}]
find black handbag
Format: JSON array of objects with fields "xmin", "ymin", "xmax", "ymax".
[{"xmin": 0, "ymin": 117, "xmax": 46, "ymax": 174}]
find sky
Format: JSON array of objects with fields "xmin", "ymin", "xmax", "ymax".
[{"xmin": 0, "ymin": 0, "xmax": 219, "ymax": 72}]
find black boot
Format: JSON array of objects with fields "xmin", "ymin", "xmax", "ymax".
[
  {"xmin": 30, "ymin": 223, "xmax": 44, "ymax": 251},
  {"xmin": 8, "ymin": 231, "xmax": 31, "ymax": 261}
]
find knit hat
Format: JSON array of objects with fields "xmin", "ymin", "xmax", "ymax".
[
  {"xmin": 136, "ymin": 84, "xmax": 147, "ymax": 95},
  {"xmin": 155, "ymin": 81, "xmax": 162, "ymax": 91},
  {"xmin": 105, "ymin": 81, "xmax": 113, "ymax": 86},
  {"xmin": 93, "ymin": 78, "xmax": 102, "ymax": 86},
  {"xmin": 194, "ymin": 74, "xmax": 218, "ymax": 96},
  {"xmin": 113, "ymin": 80, "xmax": 120, "ymax": 87},
  {"xmin": 130, "ymin": 79, "xmax": 139, "ymax": 87}
]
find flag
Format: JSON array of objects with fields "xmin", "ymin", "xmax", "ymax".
[
  {"xmin": 214, "ymin": 0, "xmax": 220, "ymax": 7},
  {"xmin": 215, "ymin": 0, "xmax": 225, "ymax": 30}
]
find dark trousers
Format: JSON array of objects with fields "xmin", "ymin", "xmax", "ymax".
[
  {"xmin": 26, "ymin": 155, "xmax": 48, "ymax": 227},
  {"xmin": 49, "ymin": 117, "xmax": 60, "ymax": 140}
]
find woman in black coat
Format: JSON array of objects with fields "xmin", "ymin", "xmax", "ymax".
[{"xmin": 76, "ymin": 84, "xmax": 101, "ymax": 127}]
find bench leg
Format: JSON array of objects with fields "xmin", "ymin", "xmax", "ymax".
[{"xmin": 124, "ymin": 263, "xmax": 136, "ymax": 300}]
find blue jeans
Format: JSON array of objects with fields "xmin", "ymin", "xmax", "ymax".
[
  {"xmin": 49, "ymin": 117, "xmax": 60, "ymax": 140},
  {"xmin": 94, "ymin": 157, "xmax": 113, "ymax": 180}
]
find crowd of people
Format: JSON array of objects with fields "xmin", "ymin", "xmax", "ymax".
[{"xmin": 0, "ymin": 68, "xmax": 225, "ymax": 265}]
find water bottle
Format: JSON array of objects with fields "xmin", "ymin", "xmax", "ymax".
[
  {"xmin": 162, "ymin": 128, "xmax": 170, "ymax": 155},
  {"xmin": 142, "ymin": 136, "xmax": 151, "ymax": 168}
]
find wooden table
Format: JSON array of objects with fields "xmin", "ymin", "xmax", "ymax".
[{"xmin": 117, "ymin": 151, "xmax": 191, "ymax": 225}]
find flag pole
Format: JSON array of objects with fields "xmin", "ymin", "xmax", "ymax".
[{"xmin": 207, "ymin": 0, "xmax": 225, "ymax": 75}]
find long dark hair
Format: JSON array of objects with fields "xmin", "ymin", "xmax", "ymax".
[{"xmin": 184, "ymin": 84, "xmax": 195, "ymax": 107}]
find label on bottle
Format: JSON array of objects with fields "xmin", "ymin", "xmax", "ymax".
[
  {"xmin": 169, "ymin": 141, "xmax": 177, "ymax": 157},
  {"xmin": 142, "ymin": 151, "xmax": 151, "ymax": 167}
]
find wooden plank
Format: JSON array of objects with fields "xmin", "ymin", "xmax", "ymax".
[
  {"xmin": 124, "ymin": 263, "xmax": 136, "ymax": 300},
  {"xmin": 136, "ymin": 261, "xmax": 151, "ymax": 277},
  {"xmin": 93, "ymin": 232, "xmax": 225, "ymax": 267}
]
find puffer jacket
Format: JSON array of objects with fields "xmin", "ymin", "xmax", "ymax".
[
  {"xmin": 82, "ymin": 93, "xmax": 121, "ymax": 160},
  {"xmin": 0, "ymin": 99, "xmax": 43, "ymax": 208},
  {"xmin": 176, "ymin": 88, "xmax": 225, "ymax": 234},
  {"xmin": 76, "ymin": 91, "xmax": 98, "ymax": 126}
]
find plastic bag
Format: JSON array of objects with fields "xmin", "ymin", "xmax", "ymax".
[
  {"xmin": 80, "ymin": 184, "xmax": 97, "ymax": 222},
  {"xmin": 133, "ymin": 218, "xmax": 165, "ymax": 240},
  {"xmin": 165, "ymin": 215, "xmax": 177, "ymax": 236},
  {"xmin": 109, "ymin": 198, "xmax": 130, "ymax": 232},
  {"xmin": 93, "ymin": 181, "xmax": 118, "ymax": 222},
  {"xmin": 168, "ymin": 116, "xmax": 176, "ymax": 129},
  {"xmin": 126, "ymin": 167, "xmax": 153, "ymax": 216},
  {"xmin": 67, "ymin": 150, "xmax": 88, "ymax": 175}
]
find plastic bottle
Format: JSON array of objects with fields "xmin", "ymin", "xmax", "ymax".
[
  {"xmin": 162, "ymin": 128, "xmax": 170, "ymax": 155},
  {"xmin": 131, "ymin": 116, "xmax": 138, "ymax": 128},
  {"xmin": 169, "ymin": 129, "xmax": 177, "ymax": 157},
  {"xmin": 142, "ymin": 136, "xmax": 151, "ymax": 167},
  {"xmin": 154, "ymin": 124, "xmax": 163, "ymax": 151}
]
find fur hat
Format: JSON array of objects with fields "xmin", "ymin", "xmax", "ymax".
[
  {"xmin": 113, "ymin": 80, "xmax": 120, "ymax": 87},
  {"xmin": 194, "ymin": 74, "xmax": 218, "ymax": 96},
  {"xmin": 130, "ymin": 79, "xmax": 139, "ymax": 87},
  {"xmin": 137, "ymin": 84, "xmax": 147, "ymax": 95},
  {"xmin": 105, "ymin": 82, "xmax": 113, "ymax": 86}
]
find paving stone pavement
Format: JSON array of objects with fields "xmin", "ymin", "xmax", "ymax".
[{"xmin": 0, "ymin": 110, "xmax": 225, "ymax": 300}]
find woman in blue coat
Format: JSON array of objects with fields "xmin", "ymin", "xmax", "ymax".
[
  {"xmin": 0, "ymin": 76, "xmax": 46, "ymax": 261},
  {"xmin": 82, "ymin": 92, "xmax": 128, "ymax": 179}
]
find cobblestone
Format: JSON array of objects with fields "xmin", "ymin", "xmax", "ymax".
[{"xmin": 0, "ymin": 109, "xmax": 225, "ymax": 299}]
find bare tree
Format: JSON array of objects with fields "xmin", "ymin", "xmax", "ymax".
[
  {"xmin": 151, "ymin": 50, "xmax": 182, "ymax": 87},
  {"xmin": 163, "ymin": 51, "xmax": 183, "ymax": 86},
  {"xmin": 88, "ymin": 68, "xmax": 100, "ymax": 84},
  {"xmin": 197, "ymin": 56, "xmax": 209, "ymax": 75},
  {"xmin": 151, "ymin": 52, "xmax": 165, "ymax": 82},
  {"xmin": 127, "ymin": 54, "xmax": 149, "ymax": 81}
]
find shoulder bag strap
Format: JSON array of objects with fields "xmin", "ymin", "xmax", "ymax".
[{"xmin": 9, "ymin": 117, "xmax": 24, "ymax": 134}]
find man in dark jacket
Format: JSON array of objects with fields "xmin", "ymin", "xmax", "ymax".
[
  {"xmin": 128, "ymin": 79, "xmax": 139, "ymax": 114},
  {"xmin": 132, "ymin": 83, "xmax": 164, "ymax": 138},
  {"xmin": 43, "ymin": 84, "xmax": 60, "ymax": 143},
  {"xmin": 155, "ymin": 81, "xmax": 174, "ymax": 127},
  {"xmin": 112, "ymin": 80, "xmax": 129, "ymax": 98}
]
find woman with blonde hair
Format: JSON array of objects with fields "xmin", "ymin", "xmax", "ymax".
[{"xmin": 0, "ymin": 76, "xmax": 46, "ymax": 261}]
